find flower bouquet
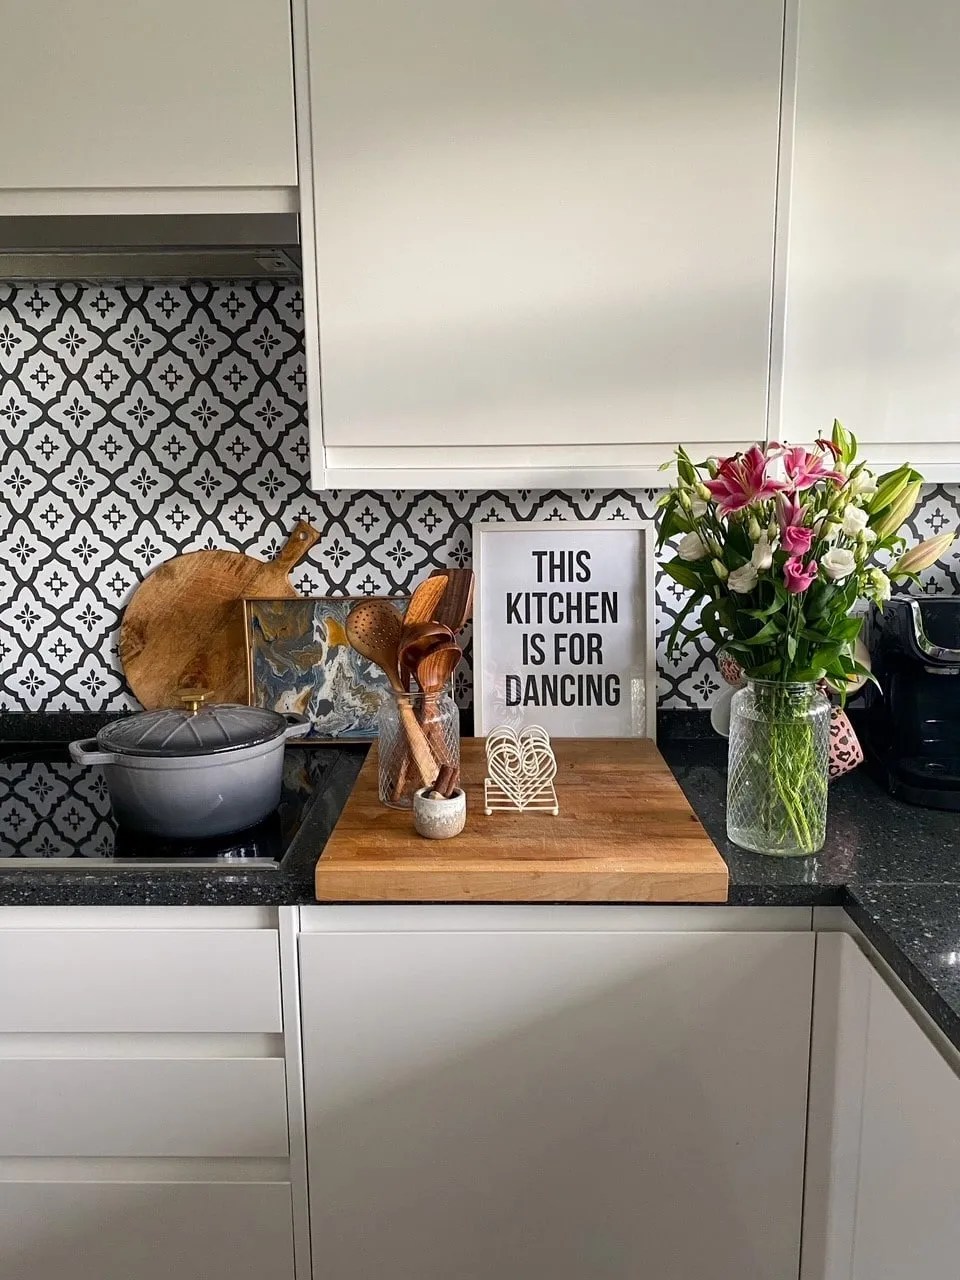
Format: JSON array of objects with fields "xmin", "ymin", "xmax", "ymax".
[{"xmin": 659, "ymin": 422, "xmax": 956, "ymax": 856}]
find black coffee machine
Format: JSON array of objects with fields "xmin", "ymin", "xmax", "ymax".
[{"xmin": 862, "ymin": 598, "xmax": 960, "ymax": 810}]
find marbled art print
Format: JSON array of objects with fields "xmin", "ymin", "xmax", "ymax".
[{"xmin": 245, "ymin": 597, "xmax": 408, "ymax": 740}]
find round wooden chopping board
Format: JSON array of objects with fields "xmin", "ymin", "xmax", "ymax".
[{"xmin": 119, "ymin": 521, "xmax": 321, "ymax": 710}]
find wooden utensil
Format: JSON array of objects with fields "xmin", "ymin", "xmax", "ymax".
[
  {"xmin": 346, "ymin": 601, "xmax": 439, "ymax": 787},
  {"xmin": 398, "ymin": 622, "xmax": 456, "ymax": 685},
  {"xmin": 392, "ymin": 639, "xmax": 462, "ymax": 800},
  {"xmin": 119, "ymin": 521, "xmax": 320, "ymax": 710},
  {"xmin": 403, "ymin": 573, "xmax": 448, "ymax": 628},
  {"xmin": 431, "ymin": 567, "xmax": 475, "ymax": 634},
  {"xmin": 415, "ymin": 643, "xmax": 462, "ymax": 695}
]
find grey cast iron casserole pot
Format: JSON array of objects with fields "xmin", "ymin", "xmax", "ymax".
[{"xmin": 69, "ymin": 702, "xmax": 310, "ymax": 838}]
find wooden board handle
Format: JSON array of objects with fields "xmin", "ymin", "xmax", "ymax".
[{"xmin": 272, "ymin": 521, "xmax": 321, "ymax": 574}]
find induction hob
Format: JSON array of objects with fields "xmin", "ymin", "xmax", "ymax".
[{"xmin": 0, "ymin": 742, "xmax": 333, "ymax": 869}]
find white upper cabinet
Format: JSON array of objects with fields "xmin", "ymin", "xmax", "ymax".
[
  {"xmin": 781, "ymin": 0, "xmax": 960, "ymax": 474},
  {"xmin": 0, "ymin": 0, "xmax": 297, "ymax": 213},
  {"xmin": 300, "ymin": 0, "xmax": 785, "ymax": 489}
]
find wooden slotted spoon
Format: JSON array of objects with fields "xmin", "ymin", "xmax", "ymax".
[{"xmin": 346, "ymin": 600, "xmax": 439, "ymax": 787}]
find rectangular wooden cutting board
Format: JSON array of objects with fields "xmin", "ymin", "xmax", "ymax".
[{"xmin": 315, "ymin": 739, "xmax": 728, "ymax": 902}]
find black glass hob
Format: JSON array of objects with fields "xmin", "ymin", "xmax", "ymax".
[{"xmin": 0, "ymin": 742, "xmax": 333, "ymax": 869}]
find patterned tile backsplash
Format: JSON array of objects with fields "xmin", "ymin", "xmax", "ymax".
[{"xmin": 1, "ymin": 281, "xmax": 959, "ymax": 714}]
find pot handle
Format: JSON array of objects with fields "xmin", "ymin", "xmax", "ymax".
[
  {"xmin": 69, "ymin": 739, "xmax": 116, "ymax": 767},
  {"xmin": 281, "ymin": 714, "xmax": 312, "ymax": 742}
]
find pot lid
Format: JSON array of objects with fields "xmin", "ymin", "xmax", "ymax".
[{"xmin": 97, "ymin": 699, "xmax": 288, "ymax": 758}]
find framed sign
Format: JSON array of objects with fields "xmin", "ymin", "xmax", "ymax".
[{"xmin": 473, "ymin": 519, "xmax": 656, "ymax": 740}]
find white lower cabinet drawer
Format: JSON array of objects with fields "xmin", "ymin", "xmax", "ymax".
[
  {"xmin": 0, "ymin": 928, "xmax": 281, "ymax": 1032},
  {"xmin": 0, "ymin": 1181, "xmax": 296, "ymax": 1280},
  {"xmin": 0, "ymin": 1059, "xmax": 289, "ymax": 1157}
]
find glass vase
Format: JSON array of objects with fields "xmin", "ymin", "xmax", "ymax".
[
  {"xmin": 376, "ymin": 690, "xmax": 460, "ymax": 809},
  {"xmin": 726, "ymin": 679, "xmax": 830, "ymax": 857}
]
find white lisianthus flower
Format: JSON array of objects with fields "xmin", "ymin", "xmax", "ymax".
[
  {"xmin": 821, "ymin": 547, "xmax": 856, "ymax": 581},
  {"xmin": 678, "ymin": 530, "xmax": 709, "ymax": 561},
  {"xmin": 690, "ymin": 498, "xmax": 708, "ymax": 518},
  {"xmin": 841, "ymin": 505, "xmax": 869, "ymax": 538},
  {"xmin": 850, "ymin": 469, "xmax": 878, "ymax": 497},
  {"xmin": 751, "ymin": 535, "xmax": 774, "ymax": 571},
  {"xmin": 868, "ymin": 568, "xmax": 892, "ymax": 603},
  {"xmin": 728, "ymin": 563, "xmax": 759, "ymax": 594}
]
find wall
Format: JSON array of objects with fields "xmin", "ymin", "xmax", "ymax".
[{"xmin": 0, "ymin": 281, "xmax": 958, "ymax": 714}]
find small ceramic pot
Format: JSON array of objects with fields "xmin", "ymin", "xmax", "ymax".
[{"xmin": 413, "ymin": 787, "xmax": 466, "ymax": 840}]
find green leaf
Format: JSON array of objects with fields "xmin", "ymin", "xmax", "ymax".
[
  {"xmin": 662, "ymin": 558, "xmax": 707, "ymax": 591},
  {"xmin": 786, "ymin": 634, "xmax": 798, "ymax": 663},
  {"xmin": 741, "ymin": 618, "xmax": 783, "ymax": 646},
  {"xmin": 699, "ymin": 600, "xmax": 726, "ymax": 647},
  {"xmin": 666, "ymin": 593, "xmax": 701, "ymax": 656}
]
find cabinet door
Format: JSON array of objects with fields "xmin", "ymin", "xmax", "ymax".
[
  {"xmin": 802, "ymin": 931, "xmax": 960, "ymax": 1280},
  {"xmin": 853, "ymin": 966, "xmax": 960, "ymax": 1278},
  {"xmin": 781, "ymin": 0, "xmax": 960, "ymax": 474},
  {"xmin": 0, "ymin": 0, "xmax": 296, "ymax": 194},
  {"xmin": 0, "ymin": 1182, "xmax": 295, "ymax": 1280},
  {"xmin": 304, "ymin": 0, "xmax": 784, "ymax": 488},
  {"xmin": 301, "ymin": 925, "xmax": 813, "ymax": 1280}
]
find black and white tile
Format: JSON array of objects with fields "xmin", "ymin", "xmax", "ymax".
[{"xmin": 1, "ymin": 281, "xmax": 958, "ymax": 714}]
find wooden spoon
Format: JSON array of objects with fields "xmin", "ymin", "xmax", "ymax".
[
  {"xmin": 416, "ymin": 643, "xmax": 462, "ymax": 694},
  {"xmin": 399, "ymin": 622, "xmax": 456, "ymax": 685},
  {"xmin": 404, "ymin": 574, "xmax": 449, "ymax": 628},
  {"xmin": 346, "ymin": 601, "xmax": 438, "ymax": 786},
  {"xmin": 431, "ymin": 567, "xmax": 475, "ymax": 634}
]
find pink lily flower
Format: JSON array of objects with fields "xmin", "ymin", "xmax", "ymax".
[
  {"xmin": 782, "ymin": 446, "xmax": 845, "ymax": 492},
  {"xmin": 704, "ymin": 445, "xmax": 786, "ymax": 514},
  {"xmin": 783, "ymin": 524, "xmax": 815, "ymax": 556},
  {"xmin": 784, "ymin": 556, "xmax": 819, "ymax": 594},
  {"xmin": 777, "ymin": 492, "xmax": 806, "ymax": 533}
]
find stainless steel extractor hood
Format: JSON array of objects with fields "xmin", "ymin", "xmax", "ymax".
[{"xmin": 0, "ymin": 213, "xmax": 301, "ymax": 280}]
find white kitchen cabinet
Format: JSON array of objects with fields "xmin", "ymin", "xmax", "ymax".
[
  {"xmin": 300, "ymin": 906, "xmax": 814, "ymax": 1280},
  {"xmin": 0, "ymin": 1182, "xmax": 295, "ymax": 1280},
  {"xmin": 298, "ymin": 0, "xmax": 785, "ymax": 489},
  {"xmin": 0, "ymin": 906, "xmax": 300, "ymax": 1280},
  {"xmin": 0, "ymin": 0, "xmax": 297, "ymax": 214},
  {"xmin": 0, "ymin": 919, "xmax": 282, "ymax": 1032},
  {"xmin": 803, "ymin": 930, "xmax": 960, "ymax": 1280},
  {"xmin": 780, "ymin": 0, "xmax": 960, "ymax": 476}
]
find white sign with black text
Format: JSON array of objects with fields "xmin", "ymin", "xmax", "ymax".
[{"xmin": 473, "ymin": 520, "xmax": 655, "ymax": 739}]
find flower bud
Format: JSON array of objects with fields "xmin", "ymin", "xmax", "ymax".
[
  {"xmin": 748, "ymin": 516, "xmax": 762, "ymax": 543},
  {"xmin": 890, "ymin": 531, "xmax": 957, "ymax": 577},
  {"xmin": 868, "ymin": 467, "xmax": 912, "ymax": 516},
  {"xmin": 874, "ymin": 481, "xmax": 923, "ymax": 539},
  {"xmin": 711, "ymin": 559, "xmax": 728, "ymax": 581},
  {"xmin": 678, "ymin": 489, "xmax": 693, "ymax": 513},
  {"xmin": 696, "ymin": 482, "xmax": 712, "ymax": 502}
]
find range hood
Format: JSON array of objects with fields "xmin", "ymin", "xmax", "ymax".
[{"xmin": 0, "ymin": 213, "xmax": 301, "ymax": 281}]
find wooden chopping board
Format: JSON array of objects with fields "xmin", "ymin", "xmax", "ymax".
[
  {"xmin": 315, "ymin": 738, "xmax": 728, "ymax": 902},
  {"xmin": 119, "ymin": 521, "xmax": 320, "ymax": 709}
]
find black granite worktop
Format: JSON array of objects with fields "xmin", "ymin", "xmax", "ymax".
[
  {"xmin": 3, "ymin": 712, "xmax": 960, "ymax": 1053},
  {"xmin": 661, "ymin": 724, "xmax": 960, "ymax": 1051}
]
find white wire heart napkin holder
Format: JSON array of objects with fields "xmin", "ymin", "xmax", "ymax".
[{"xmin": 484, "ymin": 724, "xmax": 559, "ymax": 816}]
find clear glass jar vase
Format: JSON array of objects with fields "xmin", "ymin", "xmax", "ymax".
[
  {"xmin": 726, "ymin": 679, "xmax": 830, "ymax": 857},
  {"xmin": 376, "ymin": 690, "xmax": 460, "ymax": 809}
]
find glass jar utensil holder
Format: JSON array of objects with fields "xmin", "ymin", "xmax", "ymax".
[
  {"xmin": 726, "ymin": 679, "xmax": 831, "ymax": 857},
  {"xmin": 377, "ymin": 690, "xmax": 460, "ymax": 809}
]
